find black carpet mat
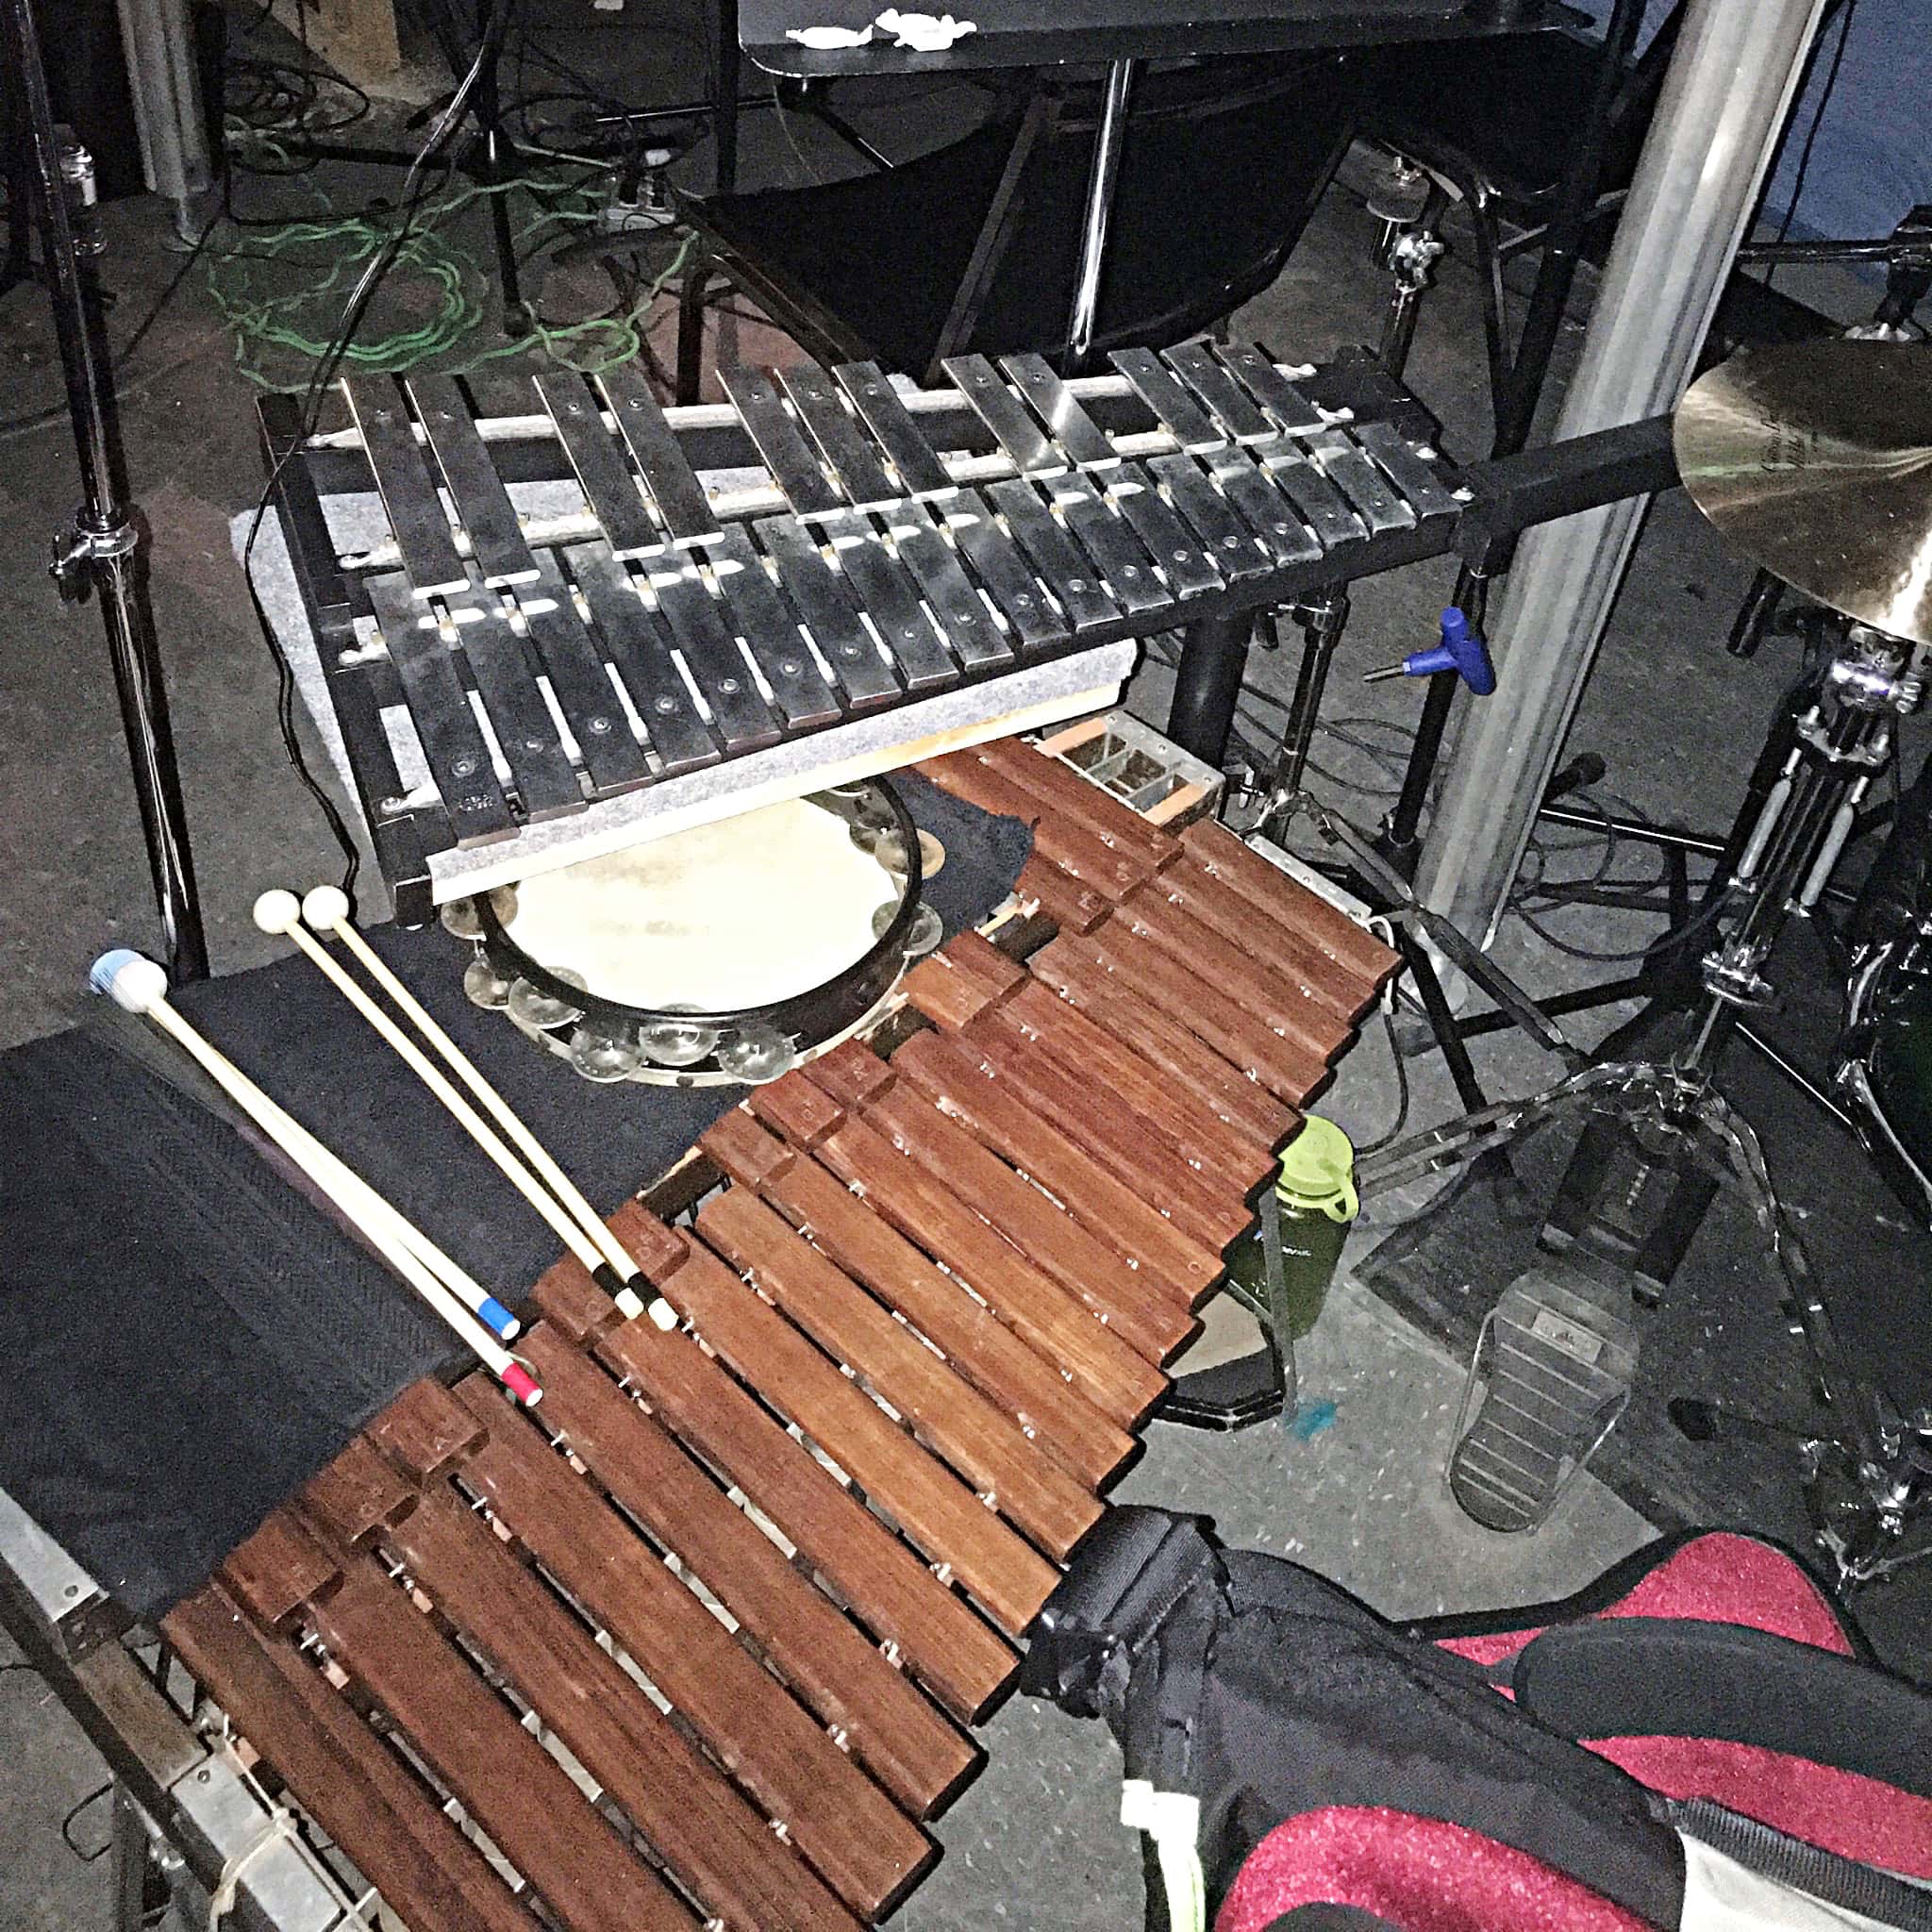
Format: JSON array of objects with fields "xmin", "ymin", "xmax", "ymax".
[
  {"xmin": 1358, "ymin": 918, "xmax": 1932, "ymax": 1553},
  {"xmin": 0, "ymin": 775, "xmax": 1028, "ymax": 1620}
]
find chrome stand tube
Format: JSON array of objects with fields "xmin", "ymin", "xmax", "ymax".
[
  {"xmin": 1065, "ymin": 58, "xmax": 1135, "ymax": 370},
  {"xmin": 5, "ymin": 0, "xmax": 208, "ymax": 979},
  {"xmin": 114, "ymin": 0, "xmax": 217, "ymax": 241}
]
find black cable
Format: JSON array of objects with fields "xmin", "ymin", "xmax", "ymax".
[
  {"xmin": 300, "ymin": 0, "xmax": 515, "ymax": 416},
  {"xmin": 1764, "ymin": 0, "xmax": 1861, "ymax": 289},
  {"xmin": 1511, "ymin": 889, "xmax": 1730, "ymax": 964},
  {"xmin": 118, "ymin": 222, "xmax": 223, "ymax": 367},
  {"xmin": 1352, "ymin": 1000, "xmax": 1412, "ymax": 1157},
  {"xmin": 60, "ymin": 1780, "xmax": 114, "ymax": 1863},
  {"xmin": 226, "ymin": 58, "xmax": 372, "ymax": 141}
]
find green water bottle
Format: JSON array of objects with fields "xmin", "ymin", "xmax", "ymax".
[{"xmin": 1224, "ymin": 1115, "xmax": 1359, "ymax": 1341}]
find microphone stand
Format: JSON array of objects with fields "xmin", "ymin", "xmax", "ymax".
[{"xmin": 2, "ymin": 0, "xmax": 208, "ymax": 979}]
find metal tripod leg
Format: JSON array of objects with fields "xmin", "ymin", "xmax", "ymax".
[{"xmin": 111, "ymin": 1783, "xmax": 159, "ymax": 1932}]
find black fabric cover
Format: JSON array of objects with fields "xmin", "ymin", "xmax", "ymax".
[
  {"xmin": 1024, "ymin": 1507, "xmax": 1686, "ymax": 1932},
  {"xmin": 0, "ymin": 775, "xmax": 1027, "ymax": 1619}
]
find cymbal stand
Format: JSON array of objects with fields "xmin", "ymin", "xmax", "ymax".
[
  {"xmin": 1, "ymin": 0, "xmax": 207, "ymax": 980},
  {"xmin": 1721, "ymin": 205, "xmax": 1932, "ymax": 664}
]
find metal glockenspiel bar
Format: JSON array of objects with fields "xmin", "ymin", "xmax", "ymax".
[{"xmin": 269, "ymin": 347, "xmax": 1476, "ymax": 917}]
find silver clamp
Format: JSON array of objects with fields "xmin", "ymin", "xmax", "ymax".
[{"xmin": 50, "ymin": 517, "xmax": 139, "ymax": 602}]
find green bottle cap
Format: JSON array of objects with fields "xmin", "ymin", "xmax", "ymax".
[{"xmin": 1274, "ymin": 1114, "xmax": 1357, "ymax": 1222}]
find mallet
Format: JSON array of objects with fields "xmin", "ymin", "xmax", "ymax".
[
  {"xmin": 289, "ymin": 885, "xmax": 675, "ymax": 1331},
  {"xmin": 91, "ymin": 949, "xmax": 539, "ymax": 1405}
]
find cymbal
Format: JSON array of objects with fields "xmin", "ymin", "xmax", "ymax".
[{"xmin": 1674, "ymin": 341, "xmax": 1932, "ymax": 647}]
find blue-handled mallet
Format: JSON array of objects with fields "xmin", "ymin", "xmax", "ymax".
[{"xmin": 1363, "ymin": 608, "xmax": 1496, "ymax": 696}]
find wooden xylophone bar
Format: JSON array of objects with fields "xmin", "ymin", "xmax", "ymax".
[
  {"xmin": 159, "ymin": 738, "xmax": 1400, "ymax": 1931},
  {"xmin": 266, "ymin": 344, "xmax": 1468, "ymax": 917}
]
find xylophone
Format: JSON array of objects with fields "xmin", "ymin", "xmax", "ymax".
[
  {"xmin": 155, "ymin": 736, "xmax": 1397, "ymax": 1931},
  {"xmin": 266, "ymin": 344, "xmax": 1460, "ymax": 919}
]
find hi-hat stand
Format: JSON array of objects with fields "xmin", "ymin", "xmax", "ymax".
[
  {"xmin": 1, "ymin": 0, "xmax": 207, "ymax": 979},
  {"xmin": 1275, "ymin": 780, "xmax": 1931, "ymax": 1587}
]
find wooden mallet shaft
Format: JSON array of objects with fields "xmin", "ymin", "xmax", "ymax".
[
  {"xmin": 297, "ymin": 886, "xmax": 675, "ymax": 1330},
  {"xmin": 91, "ymin": 950, "xmax": 538, "ymax": 1405},
  {"xmin": 257, "ymin": 891, "xmax": 640, "ymax": 1313}
]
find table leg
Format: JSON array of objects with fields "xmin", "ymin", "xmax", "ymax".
[
  {"xmin": 1065, "ymin": 58, "xmax": 1135, "ymax": 371},
  {"xmin": 1166, "ymin": 610, "xmax": 1251, "ymax": 767}
]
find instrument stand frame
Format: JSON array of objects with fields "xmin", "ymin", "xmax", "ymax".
[
  {"xmin": 1357, "ymin": 1050, "xmax": 1932, "ymax": 1590},
  {"xmin": 1161, "ymin": 0, "xmax": 1645, "ymax": 817},
  {"xmin": 0, "ymin": 0, "xmax": 207, "ymax": 980}
]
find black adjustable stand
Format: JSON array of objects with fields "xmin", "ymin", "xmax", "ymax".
[
  {"xmin": 1162, "ymin": 0, "xmax": 1648, "ymax": 781},
  {"xmin": 1, "ymin": 0, "xmax": 207, "ymax": 979}
]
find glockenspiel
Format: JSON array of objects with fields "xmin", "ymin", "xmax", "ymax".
[{"xmin": 265, "ymin": 345, "xmax": 1464, "ymax": 920}]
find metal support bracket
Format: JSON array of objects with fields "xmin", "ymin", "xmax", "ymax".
[{"xmin": 0, "ymin": 1484, "xmax": 348, "ymax": 1932}]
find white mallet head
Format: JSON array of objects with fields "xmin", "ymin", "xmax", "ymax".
[
  {"xmin": 90, "ymin": 949, "xmax": 170, "ymax": 1015},
  {"xmin": 302, "ymin": 885, "xmax": 353, "ymax": 931},
  {"xmin": 253, "ymin": 889, "xmax": 303, "ymax": 936}
]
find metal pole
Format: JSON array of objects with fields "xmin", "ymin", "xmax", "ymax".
[
  {"xmin": 1273, "ymin": 592, "xmax": 1350, "ymax": 794},
  {"xmin": 1381, "ymin": 566, "xmax": 1489, "ymax": 870},
  {"xmin": 4, "ymin": 0, "xmax": 208, "ymax": 979},
  {"xmin": 110, "ymin": 1783, "xmax": 155, "ymax": 1932},
  {"xmin": 1488, "ymin": 0, "xmax": 1650, "ymax": 464},
  {"xmin": 716, "ymin": 0, "xmax": 741, "ymax": 192},
  {"xmin": 1065, "ymin": 58, "xmax": 1134, "ymax": 370},
  {"xmin": 113, "ymin": 0, "xmax": 216, "ymax": 240},
  {"xmin": 1416, "ymin": 0, "xmax": 1829, "ymax": 949}
]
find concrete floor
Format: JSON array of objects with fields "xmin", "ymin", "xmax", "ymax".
[{"xmin": 0, "ymin": 58, "xmax": 1924, "ymax": 1932}]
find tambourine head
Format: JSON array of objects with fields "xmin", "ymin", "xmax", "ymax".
[{"xmin": 458, "ymin": 783, "xmax": 925, "ymax": 1086}]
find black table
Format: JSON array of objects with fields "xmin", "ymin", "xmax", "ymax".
[
  {"xmin": 711, "ymin": 0, "xmax": 1627, "ymax": 824},
  {"xmin": 741, "ymin": 0, "xmax": 1560, "ymax": 81},
  {"xmin": 724, "ymin": 0, "xmax": 1566, "ymax": 370}
]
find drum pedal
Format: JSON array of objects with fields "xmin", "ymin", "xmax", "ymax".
[{"xmin": 1448, "ymin": 1262, "xmax": 1639, "ymax": 1534}]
